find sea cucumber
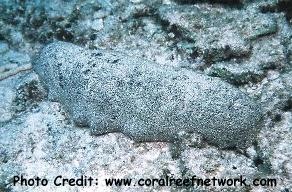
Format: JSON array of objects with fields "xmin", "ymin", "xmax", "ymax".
[{"xmin": 32, "ymin": 41, "xmax": 263, "ymax": 149}]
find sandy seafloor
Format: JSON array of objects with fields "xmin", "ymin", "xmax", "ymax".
[{"xmin": 0, "ymin": 0, "xmax": 291, "ymax": 191}]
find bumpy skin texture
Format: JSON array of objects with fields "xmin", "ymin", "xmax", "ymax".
[{"xmin": 33, "ymin": 41, "xmax": 263, "ymax": 149}]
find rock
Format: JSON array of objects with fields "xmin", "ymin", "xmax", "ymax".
[
  {"xmin": 251, "ymin": 38, "xmax": 287, "ymax": 70},
  {"xmin": 255, "ymin": 110, "xmax": 292, "ymax": 190},
  {"xmin": 91, "ymin": 19, "xmax": 104, "ymax": 31},
  {"xmin": 12, "ymin": 73, "xmax": 46, "ymax": 113},
  {"xmin": 0, "ymin": 101, "xmax": 178, "ymax": 192},
  {"xmin": 251, "ymin": 0, "xmax": 292, "ymax": 22},
  {"xmin": 206, "ymin": 36, "xmax": 289, "ymax": 85},
  {"xmin": 175, "ymin": 0, "xmax": 246, "ymax": 4},
  {"xmin": 206, "ymin": 61, "xmax": 265, "ymax": 85},
  {"xmin": 0, "ymin": 41, "xmax": 8, "ymax": 54},
  {"xmin": 181, "ymin": 147, "xmax": 257, "ymax": 191},
  {"xmin": 288, "ymin": 39, "xmax": 292, "ymax": 67},
  {"xmin": 0, "ymin": 86, "xmax": 15, "ymax": 122},
  {"xmin": 1, "ymin": 50, "xmax": 30, "ymax": 66},
  {"xmin": 33, "ymin": 41, "xmax": 263, "ymax": 149},
  {"xmin": 158, "ymin": 4, "xmax": 277, "ymax": 62},
  {"xmin": 282, "ymin": 71, "xmax": 292, "ymax": 94},
  {"xmin": 260, "ymin": 70, "xmax": 292, "ymax": 119}
]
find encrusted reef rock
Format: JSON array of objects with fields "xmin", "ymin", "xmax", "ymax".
[
  {"xmin": 158, "ymin": 4, "xmax": 277, "ymax": 63},
  {"xmin": 32, "ymin": 41, "xmax": 263, "ymax": 149}
]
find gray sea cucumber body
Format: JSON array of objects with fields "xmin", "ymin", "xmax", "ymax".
[{"xmin": 33, "ymin": 41, "xmax": 263, "ymax": 149}]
